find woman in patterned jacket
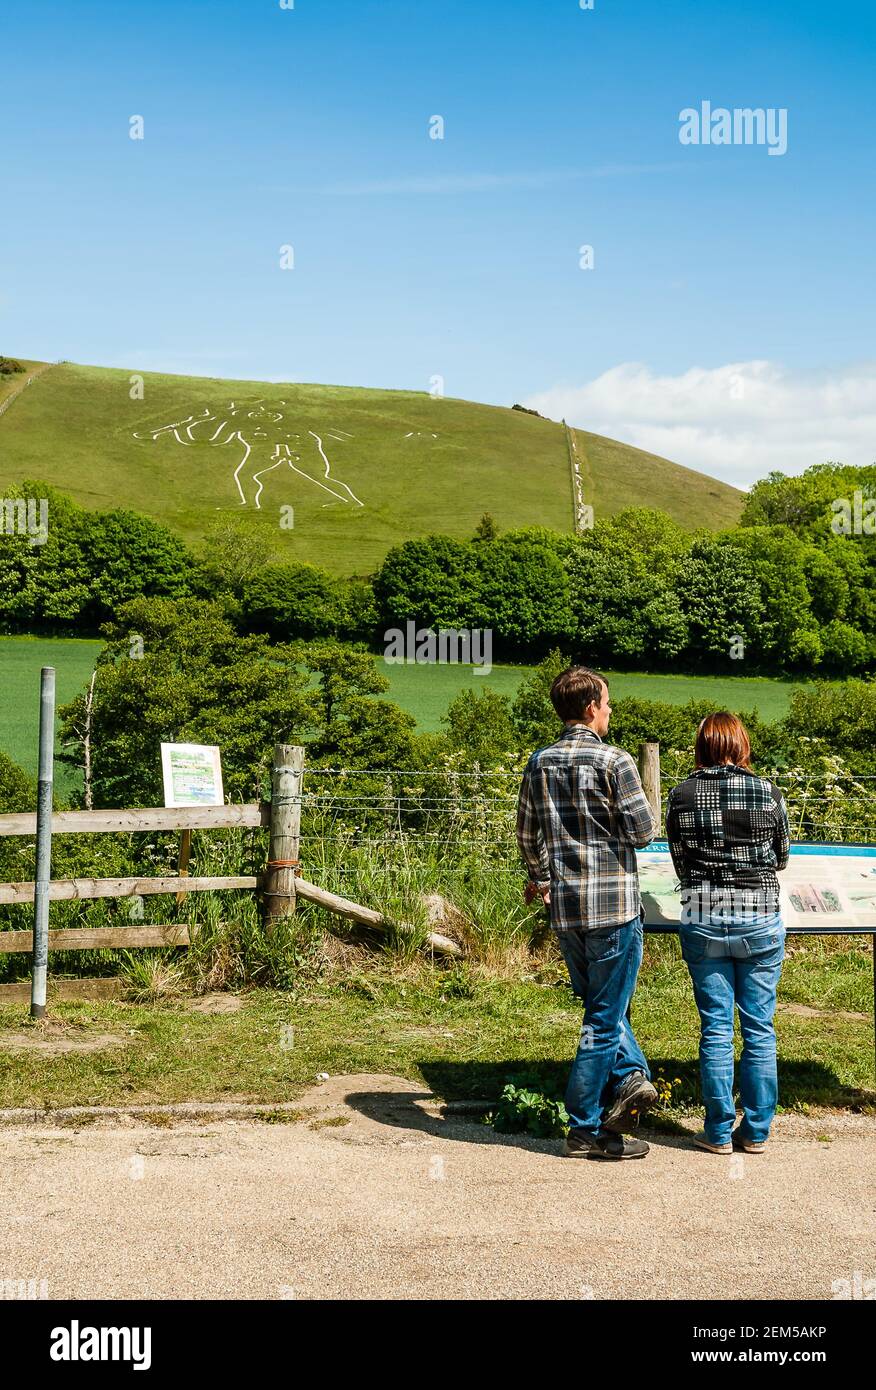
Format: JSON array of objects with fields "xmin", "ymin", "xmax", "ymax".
[{"xmin": 666, "ymin": 712, "xmax": 790, "ymax": 1155}]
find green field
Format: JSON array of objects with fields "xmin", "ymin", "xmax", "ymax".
[
  {"xmin": 0, "ymin": 361, "xmax": 743, "ymax": 575},
  {"xmin": 1, "ymin": 636, "xmax": 810, "ymax": 792},
  {"xmin": 0, "ymin": 637, "xmax": 103, "ymax": 794},
  {"xmin": 377, "ymin": 660, "xmax": 810, "ymax": 730}
]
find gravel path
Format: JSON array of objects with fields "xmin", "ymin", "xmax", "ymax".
[{"xmin": 1, "ymin": 1073, "xmax": 873, "ymax": 1301}]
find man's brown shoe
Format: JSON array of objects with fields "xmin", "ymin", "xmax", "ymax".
[
  {"xmin": 564, "ymin": 1131, "xmax": 650, "ymax": 1160},
  {"xmin": 602, "ymin": 1072, "xmax": 658, "ymax": 1134}
]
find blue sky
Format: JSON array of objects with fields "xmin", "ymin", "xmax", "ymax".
[{"xmin": 2, "ymin": 0, "xmax": 874, "ymax": 483}]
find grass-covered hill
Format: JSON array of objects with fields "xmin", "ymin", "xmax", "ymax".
[{"xmin": 0, "ymin": 360, "xmax": 744, "ymax": 574}]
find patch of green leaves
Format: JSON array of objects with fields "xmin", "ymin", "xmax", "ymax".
[{"xmin": 486, "ymin": 1080, "xmax": 569, "ymax": 1139}]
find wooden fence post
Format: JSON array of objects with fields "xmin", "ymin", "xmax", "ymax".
[
  {"xmin": 639, "ymin": 740, "xmax": 661, "ymax": 833},
  {"xmin": 175, "ymin": 829, "xmax": 192, "ymax": 906},
  {"xmin": 264, "ymin": 743, "xmax": 304, "ymax": 927}
]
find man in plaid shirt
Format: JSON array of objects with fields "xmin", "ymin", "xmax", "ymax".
[{"xmin": 517, "ymin": 667, "xmax": 658, "ymax": 1160}]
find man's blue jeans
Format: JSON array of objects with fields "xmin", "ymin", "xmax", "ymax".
[
  {"xmin": 555, "ymin": 917, "xmax": 650, "ymax": 1137},
  {"xmin": 680, "ymin": 914, "xmax": 785, "ymax": 1146}
]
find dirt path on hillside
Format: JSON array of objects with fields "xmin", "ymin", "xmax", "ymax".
[
  {"xmin": 1, "ymin": 1073, "xmax": 873, "ymax": 1301},
  {"xmin": 0, "ymin": 361, "xmax": 55, "ymax": 418}
]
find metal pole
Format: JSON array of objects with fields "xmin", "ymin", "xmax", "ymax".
[{"xmin": 30, "ymin": 667, "xmax": 55, "ymax": 1019}]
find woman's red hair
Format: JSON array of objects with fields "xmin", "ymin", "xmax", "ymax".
[{"xmin": 694, "ymin": 712, "xmax": 752, "ymax": 769}]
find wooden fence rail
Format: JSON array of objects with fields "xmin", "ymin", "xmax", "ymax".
[
  {"xmin": 0, "ymin": 803, "xmax": 269, "ymax": 837},
  {"xmin": 0, "ymin": 926, "xmax": 191, "ymax": 954},
  {"xmin": 0, "ymin": 741, "xmax": 666, "ymax": 966},
  {"xmin": 0, "ymin": 876, "xmax": 259, "ymax": 905}
]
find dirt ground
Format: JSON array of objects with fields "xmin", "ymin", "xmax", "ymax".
[{"xmin": 1, "ymin": 1072, "xmax": 873, "ymax": 1301}]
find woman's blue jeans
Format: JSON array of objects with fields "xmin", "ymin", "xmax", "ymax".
[{"xmin": 680, "ymin": 913, "xmax": 785, "ymax": 1146}]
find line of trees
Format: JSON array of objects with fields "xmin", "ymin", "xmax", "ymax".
[
  {"xmin": 374, "ymin": 465, "xmax": 876, "ymax": 672},
  {"xmin": 1, "ymin": 463, "xmax": 874, "ymax": 675},
  {"xmin": 47, "ymin": 612, "xmax": 876, "ymax": 816}
]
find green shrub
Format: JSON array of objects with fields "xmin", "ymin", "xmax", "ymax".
[
  {"xmin": 240, "ymin": 563, "xmax": 346, "ymax": 640},
  {"xmin": 486, "ymin": 1081, "xmax": 569, "ymax": 1138}
]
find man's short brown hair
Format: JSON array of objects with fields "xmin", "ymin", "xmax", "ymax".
[{"xmin": 550, "ymin": 666, "xmax": 607, "ymax": 722}]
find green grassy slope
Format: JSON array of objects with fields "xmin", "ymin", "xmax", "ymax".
[
  {"xmin": 0, "ymin": 362, "xmax": 743, "ymax": 574},
  {"xmin": 578, "ymin": 428, "xmax": 742, "ymax": 529}
]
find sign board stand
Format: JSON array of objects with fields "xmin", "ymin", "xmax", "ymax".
[{"xmin": 160, "ymin": 744, "xmax": 224, "ymax": 911}]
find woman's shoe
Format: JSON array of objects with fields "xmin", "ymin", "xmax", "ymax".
[
  {"xmin": 692, "ymin": 1131, "xmax": 732, "ymax": 1154},
  {"xmin": 732, "ymin": 1129, "xmax": 766, "ymax": 1154}
]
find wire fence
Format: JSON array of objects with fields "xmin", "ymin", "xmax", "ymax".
[
  {"xmin": 288, "ymin": 761, "xmax": 876, "ymax": 854},
  {"xmin": 3, "ymin": 750, "xmax": 875, "ymax": 966}
]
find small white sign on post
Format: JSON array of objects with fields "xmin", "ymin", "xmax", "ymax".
[{"xmin": 161, "ymin": 743, "xmax": 224, "ymax": 808}]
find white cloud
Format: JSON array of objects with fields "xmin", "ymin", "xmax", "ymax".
[{"xmin": 523, "ymin": 361, "xmax": 876, "ymax": 488}]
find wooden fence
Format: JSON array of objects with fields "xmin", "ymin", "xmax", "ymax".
[
  {"xmin": 0, "ymin": 743, "xmax": 461, "ymax": 965},
  {"xmin": 0, "ymin": 739, "xmax": 664, "ymax": 970}
]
